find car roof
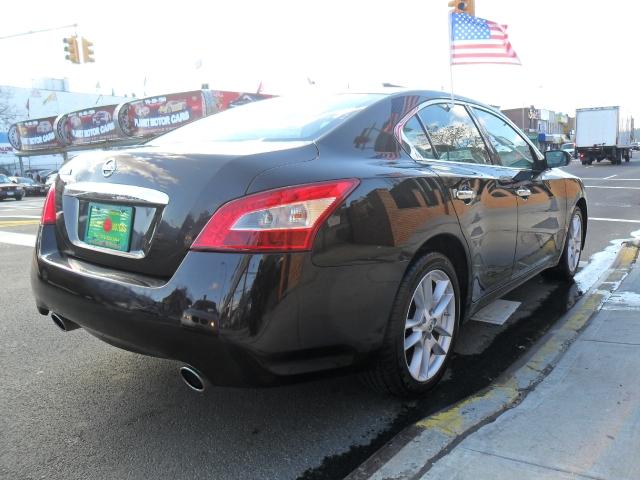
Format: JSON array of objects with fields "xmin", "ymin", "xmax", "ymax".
[{"xmin": 345, "ymin": 88, "xmax": 494, "ymax": 109}]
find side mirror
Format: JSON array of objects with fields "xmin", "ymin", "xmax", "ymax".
[{"xmin": 544, "ymin": 150, "xmax": 571, "ymax": 169}]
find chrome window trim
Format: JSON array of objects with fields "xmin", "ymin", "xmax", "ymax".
[
  {"xmin": 64, "ymin": 182, "xmax": 169, "ymax": 205},
  {"xmin": 395, "ymin": 98, "xmax": 545, "ymax": 170},
  {"xmin": 467, "ymin": 103, "xmax": 545, "ymax": 166}
]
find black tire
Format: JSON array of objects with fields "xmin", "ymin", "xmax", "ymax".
[
  {"xmin": 15, "ymin": 195, "xmax": 23, "ymax": 201},
  {"xmin": 361, "ymin": 252, "xmax": 461, "ymax": 397},
  {"xmin": 545, "ymin": 207, "xmax": 584, "ymax": 281}
]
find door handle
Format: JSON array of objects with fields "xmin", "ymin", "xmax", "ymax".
[
  {"xmin": 516, "ymin": 188, "xmax": 532, "ymax": 198},
  {"xmin": 455, "ymin": 189, "xmax": 476, "ymax": 201}
]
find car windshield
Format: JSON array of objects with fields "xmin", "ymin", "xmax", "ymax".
[
  {"xmin": 561, "ymin": 143, "xmax": 574, "ymax": 149},
  {"xmin": 0, "ymin": 174, "xmax": 10, "ymax": 183},
  {"xmin": 150, "ymin": 93, "xmax": 384, "ymax": 145},
  {"xmin": 19, "ymin": 177, "xmax": 35, "ymax": 184}
]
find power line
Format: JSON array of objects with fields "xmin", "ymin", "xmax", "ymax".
[{"xmin": 0, "ymin": 24, "xmax": 78, "ymax": 41}]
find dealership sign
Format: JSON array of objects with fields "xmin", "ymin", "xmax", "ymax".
[
  {"xmin": 57, "ymin": 105, "xmax": 119, "ymax": 146},
  {"xmin": 116, "ymin": 90, "xmax": 212, "ymax": 138},
  {"xmin": 0, "ymin": 132, "xmax": 14, "ymax": 155},
  {"xmin": 8, "ymin": 117, "xmax": 61, "ymax": 151},
  {"xmin": 8, "ymin": 89, "xmax": 273, "ymax": 153}
]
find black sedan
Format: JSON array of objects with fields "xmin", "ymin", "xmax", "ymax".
[
  {"xmin": 0, "ymin": 173, "xmax": 24, "ymax": 201},
  {"xmin": 10, "ymin": 176, "xmax": 48, "ymax": 196},
  {"xmin": 31, "ymin": 91, "xmax": 586, "ymax": 397}
]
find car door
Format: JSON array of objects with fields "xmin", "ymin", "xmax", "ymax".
[
  {"xmin": 400, "ymin": 102, "xmax": 518, "ymax": 302},
  {"xmin": 470, "ymin": 106, "xmax": 567, "ymax": 277}
]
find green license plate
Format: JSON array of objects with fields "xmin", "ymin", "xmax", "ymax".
[{"xmin": 85, "ymin": 203, "xmax": 134, "ymax": 252}]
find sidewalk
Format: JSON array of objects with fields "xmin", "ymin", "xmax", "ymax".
[{"xmin": 420, "ymin": 261, "xmax": 640, "ymax": 479}]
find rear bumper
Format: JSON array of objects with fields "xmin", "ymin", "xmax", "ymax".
[{"xmin": 31, "ymin": 225, "xmax": 401, "ymax": 386}]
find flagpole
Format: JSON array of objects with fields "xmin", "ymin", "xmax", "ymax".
[{"xmin": 448, "ymin": 11, "xmax": 455, "ymax": 109}]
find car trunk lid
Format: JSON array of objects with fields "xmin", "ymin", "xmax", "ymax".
[{"xmin": 54, "ymin": 141, "xmax": 318, "ymax": 278}]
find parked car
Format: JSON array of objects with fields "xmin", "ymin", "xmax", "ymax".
[
  {"xmin": 9, "ymin": 176, "xmax": 47, "ymax": 196},
  {"xmin": 560, "ymin": 142, "xmax": 576, "ymax": 159},
  {"xmin": 631, "ymin": 141, "xmax": 640, "ymax": 151},
  {"xmin": 0, "ymin": 173, "xmax": 24, "ymax": 201},
  {"xmin": 44, "ymin": 171, "xmax": 58, "ymax": 186},
  {"xmin": 31, "ymin": 91, "xmax": 586, "ymax": 397}
]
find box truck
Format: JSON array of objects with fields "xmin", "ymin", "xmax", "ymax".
[{"xmin": 575, "ymin": 106, "xmax": 634, "ymax": 165}]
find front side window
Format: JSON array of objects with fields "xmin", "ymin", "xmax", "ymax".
[
  {"xmin": 401, "ymin": 115, "xmax": 435, "ymax": 159},
  {"xmin": 418, "ymin": 104, "xmax": 490, "ymax": 164},
  {"xmin": 472, "ymin": 108, "xmax": 535, "ymax": 168}
]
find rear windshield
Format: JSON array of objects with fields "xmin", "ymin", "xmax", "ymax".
[
  {"xmin": 561, "ymin": 143, "xmax": 574, "ymax": 149},
  {"xmin": 151, "ymin": 93, "xmax": 383, "ymax": 145},
  {"xmin": 0, "ymin": 174, "xmax": 10, "ymax": 183}
]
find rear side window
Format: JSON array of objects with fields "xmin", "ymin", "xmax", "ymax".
[
  {"xmin": 471, "ymin": 108, "xmax": 535, "ymax": 168},
  {"xmin": 418, "ymin": 104, "xmax": 490, "ymax": 164},
  {"xmin": 401, "ymin": 115, "xmax": 435, "ymax": 159}
]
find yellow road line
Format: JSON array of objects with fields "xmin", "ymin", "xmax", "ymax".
[{"xmin": 0, "ymin": 220, "xmax": 40, "ymax": 227}]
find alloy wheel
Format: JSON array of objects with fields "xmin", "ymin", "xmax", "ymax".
[
  {"xmin": 403, "ymin": 269, "xmax": 455, "ymax": 382},
  {"xmin": 567, "ymin": 212, "xmax": 582, "ymax": 273}
]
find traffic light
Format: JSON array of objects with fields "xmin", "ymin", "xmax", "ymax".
[
  {"xmin": 448, "ymin": 0, "xmax": 475, "ymax": 16},
  {"xmin": 63, "ymin": 36, "xmax": 80, "ymax": 64},
  {"xmin": 81, "ymin": 37, "xmax": 95, "ymax": 63}
]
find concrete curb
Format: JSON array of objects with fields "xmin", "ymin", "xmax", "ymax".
[{"xmin": 347, "ymin": 241, "xmax": 640, "ymax": 480}]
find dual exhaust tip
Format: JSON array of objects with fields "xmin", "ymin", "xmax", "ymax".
[
  {"xmin": 51, "ymin": 313, "xmax": 206, "ymax": 393},
  {"xmin": 51, "ymin": 313, "xmax": 80, "ymax": 332},
  {"xmin": 179, "ymin": 366, "xmax": 206, "ymax": 392}
]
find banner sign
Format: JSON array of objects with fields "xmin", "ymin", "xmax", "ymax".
[
  {"xmin": 115, "ymin": 90, "xmax": 272, "ymax": 138},
  {"xmin": 116, "ymin": 90, "xmax": 211, "ymax": 138},
  {"xmin": 0, "ymin": 132, "xmax": 14, "ymax": 155},
  {"xmin": 8, "ymin": 89, "xmax": 274, "ymax": 153},
  {"xmin": 57, "ymin": 105, "xmax": 119, "ymax": 146},
  {"xmin": 9, "ymin": 117, "xmax": 61, "ymax": 151},
  {"xmin": 211, "ymin": 91, "xmax": 273, "ymax": 111}
]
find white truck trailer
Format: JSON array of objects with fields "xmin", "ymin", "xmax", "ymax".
[{"xmin": 576, "ymin": 106, "xmax": 634, "ymax": 165}]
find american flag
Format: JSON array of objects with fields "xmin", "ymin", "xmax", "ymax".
[
  {"xmin": 382, "ymin": 95, "xmax": 421, "ymax": 133},
  {"xmin": 450, "ymin": 13, "xmax": 521, "ymax": 66}
]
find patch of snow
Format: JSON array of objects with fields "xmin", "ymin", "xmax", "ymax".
[{"xmin": 574, "ymin": 228, "xmax": 640, "ymax": 293}]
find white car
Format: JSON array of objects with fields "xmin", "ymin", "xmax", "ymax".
[
  {"xmin": 561, "ymin": 142, "xmax": 576, "ymax": 159},
  {"xmin": 45, "ymin": 173, "xmax": 57, "ymax": 186}
]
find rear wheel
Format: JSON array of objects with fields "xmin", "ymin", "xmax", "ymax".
[
  {"xmin": 361, "ymin": 252, "xmax": 460, "ymax": 397},
  {"xmin": 546, "ymin": 207, "xmax": 583, "ymax": 281}
]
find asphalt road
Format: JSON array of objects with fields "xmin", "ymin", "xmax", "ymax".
[
  {"xmin": 1, "ymin": 159, "xmax": 639, "ymax": 480},
  {"xmin": 561, "ymin": 154, "xmax": 640, "ymax": 260}
]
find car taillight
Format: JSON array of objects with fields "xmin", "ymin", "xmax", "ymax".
[
  {"xmin": 191, "ymin": 179, "xmax": 359, "ymax": 252},
  {"xmin": 41, "ymin": 186, "xmax": 56, "ymax": 225}
]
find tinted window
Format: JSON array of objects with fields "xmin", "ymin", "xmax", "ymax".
[
  {"xmin": 401, "ymin": 115, "xmax": 435, "ymax": 159},
  {"xmin": 419, "ymin": 104, "xmax": 490, "ymax": 164},
  {"xmin": 151, "ymin": 93, "xmax": 384, "ymax": 144},
  {"xmin": 472, "ymin": 108, "xmax": 535, "ymax": 168}
]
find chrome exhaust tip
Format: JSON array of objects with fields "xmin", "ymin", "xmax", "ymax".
[
  {"xmin": 179, "ymin": 366, "xmax": 206, "ymax": 392},
  {"xmin": 51, "ymin": 313, "xmax": 80, "ymax": 332}
]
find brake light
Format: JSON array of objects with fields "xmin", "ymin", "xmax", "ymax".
[
  {"xmin": 191, "ymin": 179, "xmax": 359, "ymax": 252},
  {"xmin": 41, "ymin": 186, "xmax": 56, "ymax": 225}
]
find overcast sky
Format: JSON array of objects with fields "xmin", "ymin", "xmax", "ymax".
[{"xmin": 1, "ymin": 0, "xmax": 639, "ymax": 118}]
